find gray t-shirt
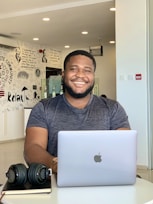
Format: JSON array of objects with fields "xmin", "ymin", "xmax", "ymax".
[{"xmin": 27, "ymin": 95, "xmax": 130, "ymax": 156}]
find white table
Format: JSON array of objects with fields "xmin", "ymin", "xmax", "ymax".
[{"xmin": 1, "ymin": 175, "xmax": 153, "ymax": 204}]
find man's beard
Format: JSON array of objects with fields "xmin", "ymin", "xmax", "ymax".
[{"xmin": 63, "ymin": 80, "xmax": 95, "ymax": 99}]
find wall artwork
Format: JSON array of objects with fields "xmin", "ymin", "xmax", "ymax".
[{"xmin": 0, "ymin": 40, "xmax": 62, "ymax": 112}]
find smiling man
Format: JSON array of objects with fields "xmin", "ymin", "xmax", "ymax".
[
  {"xmin": 24, "ymin": 50, "xmax": 130, "ymax": 173},
  {"xmin": 62, "ymin": 50, "xmax": 95, "ymax": 108}
]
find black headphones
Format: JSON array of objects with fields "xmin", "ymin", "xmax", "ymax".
[{"xmin": 6, "ymin": 163, "xmax": 51, "ymax": 186}]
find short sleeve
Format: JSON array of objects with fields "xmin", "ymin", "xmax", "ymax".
[
  {"xmin": 26, "ymin": 102, "xmax": 48, "ymax": 129},
  {"xmin": 110, "ymin": 101, "xmax": 130, "ymax": 130}
]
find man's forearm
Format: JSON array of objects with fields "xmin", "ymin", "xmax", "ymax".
[{"xmin": 24, "ymin": 144, "xmax": 57, "ymax": 173}]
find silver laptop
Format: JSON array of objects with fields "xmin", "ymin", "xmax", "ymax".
[{"xmin": 57, "ymin": 130, "xmax": 137, "ymax": 187}]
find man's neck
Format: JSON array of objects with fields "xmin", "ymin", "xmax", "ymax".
[{"xmin": 64, "ymin": 93, "xmax": 92, "ymax": 109}]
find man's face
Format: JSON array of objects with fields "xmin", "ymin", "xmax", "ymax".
[{"xmin": 63, "ymin": 55, "xmax": 95, "ymax": 98}]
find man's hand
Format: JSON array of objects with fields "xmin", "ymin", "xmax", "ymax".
[{"xmin": 51, "ymin": 157, "xmax": 58, "ymax": 173}]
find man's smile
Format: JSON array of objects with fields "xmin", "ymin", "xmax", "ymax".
[{"xmin": 73, "ymin": 81, "xmax": 86, "ymax": 87}]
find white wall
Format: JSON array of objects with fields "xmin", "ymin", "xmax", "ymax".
[
  {"xmin": 0, "ymin": 108, "xmax": 24, "ymax": 141},
  {"xmin": 95, "ymin": 45, "xmax": 116, "ymax": 99},
  {"xmin": 116, "ymin": 0, "xmax": 148, "ymax": 167},
  {"xmin": 148, "ymin": 0, "xmax": 153, "ymax": 169}
]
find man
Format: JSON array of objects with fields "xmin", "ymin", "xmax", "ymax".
[{"xmin": 24, "ymin": 50, "xmax": 130, "ymax": 173}]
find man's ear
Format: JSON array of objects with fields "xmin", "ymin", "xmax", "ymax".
[{"xmin": 61, "ymin": 70, "xmax": 64, "ymax": 79}]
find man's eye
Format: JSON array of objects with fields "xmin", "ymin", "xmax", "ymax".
[
  {"xmin": 84, "ymin": 69, "xmax": 93, "ymax": 73},
  {"xmin": 85, "ymin": 69, "xmax": 91, "ymax": 72},
  {"xmin": 70, "ymin": 67, "xmax": 77, "ymax": 71}
]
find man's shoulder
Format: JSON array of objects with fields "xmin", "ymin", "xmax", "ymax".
[
  {"xmin": 40, "ymin": 98, "xmax": 50, "ymax": 106},
  {"xmin": 40, "ymin": 95, "xmax": 63, "ymax": 108},
  {"xmin": 93, "ymin": 95, "xmax": 118, "ymax": 107}
]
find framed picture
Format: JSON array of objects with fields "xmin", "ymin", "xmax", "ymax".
[{"xmin": 89, "ymin": 46, "xmax": 103, "ymax": 56}]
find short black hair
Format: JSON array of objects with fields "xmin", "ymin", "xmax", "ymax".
[{"xmin": 64, "ymin": 50, "xmax": 96, "ymax": 71}]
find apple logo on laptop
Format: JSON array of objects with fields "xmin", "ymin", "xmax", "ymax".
[{"xmin": 94, "ymin": 153, "xmax": 102, "ymax": 162}]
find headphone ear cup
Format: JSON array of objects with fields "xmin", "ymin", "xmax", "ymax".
[
  {"xmin": 6, "ymin": 163, "xmax": 27, "ymax": 185},
  {"xmin": 28, "ymin": 163, "xmax": 49, "ymax": 185}
]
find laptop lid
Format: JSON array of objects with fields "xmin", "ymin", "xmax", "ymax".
[{"xmin": 57, "ymin": 130, "xmax": 137, "ymax": 187}]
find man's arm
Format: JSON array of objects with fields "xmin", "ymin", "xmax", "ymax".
[
  {"xmin": 24, "ymin": 127, "xmax": 57, "ymax": 173},
  {"xmin": 117, "ymin": 127, "xmax": 130, "ymax": 130}
]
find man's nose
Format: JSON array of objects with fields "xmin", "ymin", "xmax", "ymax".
[{"xmin": 75, "ymin": 69, "xmax": 85, "ymax": 77}]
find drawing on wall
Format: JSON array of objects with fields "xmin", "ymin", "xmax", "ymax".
[
  {"xmin": 33, "ymin": 85, "xmax": 37, "ymax": 90},
  {"xmin": 7, "ymin": 86, "xmax": 30, "ymax": 102},
  {"xmin": 15, "ymin": 47, "xmax": 22, "ymax": 63},
  {"xmin": 22, "ymin": 86, "xmax": 29, "ymax": 100},
  {"xmin": 33, "ymin": 85, "xmax": 40, "ymax": 100},
  {"xmin": 33, "ymin": 91, "xmax": 40, "ymax": 100},
  {"xmin": 0, "ymin": 88, "xmax": 5, "ymax": 98},
  {"xmin": 21, "ymin": 48, "xmax": 38, "ymax": 69},
  {"xmin": 42, "ymin": 49, "xmax": 47, "ymax": 63},
  {"xmin": 8, "ymin": 91, "xmax": 23, "ymax": 102},
  {"xmin": 0, "ymin": 56, "xmax": 13, "ymax": 87},
  {"xmin": 49, "ymin": 49, "xmax": 62, "ymax": 67},
  {"xmin": 0, "ymin": 42, "xmax": 62, "ymax": 110},
  {"xmin": 35, "ymin": 69, "xmax": 41, "ymax": 77},
  {"xmin": 17, "ymin": 71, "xmax": 29, "ymax": 79}
]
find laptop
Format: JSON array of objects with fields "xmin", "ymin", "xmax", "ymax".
[{"xmin": 57, "ymin": 130, "xmax": 137, "ymax": 187}]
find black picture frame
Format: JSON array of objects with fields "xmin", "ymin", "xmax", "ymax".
[{"xmin": 89, "ymin": 46, "xmax": 103, "ymax": 56}]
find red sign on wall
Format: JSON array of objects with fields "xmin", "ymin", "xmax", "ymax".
[{"xmin": 135, "ymin": 74, "xmax": 142, "ymax": 80}]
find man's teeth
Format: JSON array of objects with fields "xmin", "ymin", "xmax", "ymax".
[{"xmin": 74, "ymin": 81, "xmax": 85, "ymax": 84}]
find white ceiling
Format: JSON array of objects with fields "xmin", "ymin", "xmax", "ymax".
[{"xmin": 0, "ymin": 0, "xmax": 115, "ymax": 50}]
